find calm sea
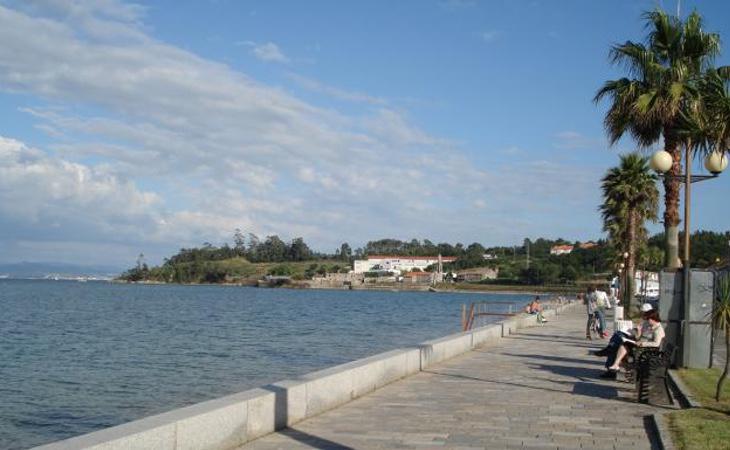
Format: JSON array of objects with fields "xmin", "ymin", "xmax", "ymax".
[{"xmin": 0, "ymin": 279, "xmax": 534, "ymax": 449}]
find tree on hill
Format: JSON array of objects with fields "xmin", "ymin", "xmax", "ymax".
[
  {"xmin": 289, "ymin": 237, "xmax": 312, "ymax": 261},
  {"xmin": 339, "ymin": 242, "xmax": 352, "ymax": 262}
]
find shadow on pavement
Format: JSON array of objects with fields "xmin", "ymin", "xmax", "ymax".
[
  {"xmin": 424, "ymin": 369, "xmax": 635, "ymax": 403},
  {"xmin": 643, "ymin": 415, "xmax": 664, "ymax": 450},
  {"xmin": 501, "ymin": 353, "xmax": 602, "ymax": 366},
  {"xmin": 507, "ymin": 333, "xmax": 586, "ymax": 341},
  {"xmin": 504, "ymin": 335, "xmax": 599, "ymax": 349},
  {"xmin": 277, "ymin": 428, "xmax": 355, "ymax": 450},
  {"xmin": 572, "ymin": 381, "xmax": 619, "ymax": 399},
  {"xmin": 261, "ymin": 384, "xmax": 355, "ymax": 450},
  {"xmin": 528, "ymin": 362, "xmax": 605, "ymax": 380}
]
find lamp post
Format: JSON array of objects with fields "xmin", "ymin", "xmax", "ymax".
[
  {"xmin": 650, "ymin": 148, "xmax": 727, "ymax": 366},
  {"xmin": 621, "ymin": 252, "xmax": 634, "ymax": 310},
  {"xmin": 618, "ymin": 261, "xmax": 626, "ymax": 308},
  {"xmin": 617, "ymin": 266, "xmax": 623, "ymax": 302}
]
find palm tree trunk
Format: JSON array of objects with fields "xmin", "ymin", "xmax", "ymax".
[
  {"xmin": 717, "ymin": 326, "xmax": 729, "ymax": 402},
  {"xmin": 627, "ymin": 209, "xmax": 637, "ymax": 313},
  {"xmin": 663, "ymin": 130, "xmax": 682, "ymax": 269}
]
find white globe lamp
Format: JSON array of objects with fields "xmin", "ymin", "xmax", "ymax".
[
  {"xmin": 704, "ymin": 151, "xmax": 728, "ymax": 175},
  {"xmin": 650, "ymin": 150, "xmax": 674, "ymax": 173}
]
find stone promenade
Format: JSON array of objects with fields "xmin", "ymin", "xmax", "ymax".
[{"xmin": 240, "ymin": 307, "xmax": 663, "ymax": 449}]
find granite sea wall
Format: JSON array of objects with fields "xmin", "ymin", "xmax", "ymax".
[{"xmin": 36, "ymin": 302, "xmax": 576, "ymax": 450}]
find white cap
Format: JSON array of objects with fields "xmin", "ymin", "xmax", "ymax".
[{"xmin": 641, "ymin": 303, "xmax": 653, "ymax": 312}]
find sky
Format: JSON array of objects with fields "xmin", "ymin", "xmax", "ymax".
[{"xmin": 0, "ymin": 0, "xmax": 729, "ymax": 268}]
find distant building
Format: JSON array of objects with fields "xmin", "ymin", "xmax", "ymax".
[
  {"xmin": 352, "ymin": 255, "xmax": 457, "ymax": 274},
  {"xmin": 610, "ymin": 270, "xmax": 659, "ymax": 298},
  {"xmin": 635, "ymin": 270, "xmax": 659, "ymax": 297},
  {"xmin": 550, "ymin": 245, "xmax": 574, "ymax": 255},
  {"xmin": 402, "ymin": 271, "xmax": 434, "ymax": 284},
  {"xmin": 456, "ymin": 266, "xmax": 499, "ymax": 282},
  {"xmin": 482, "ymin": 253, "xmax": 497, "ymax": 260},
  {"xmin": 578, "ymin": 241, "xmax": 598, "ymax": 250}
]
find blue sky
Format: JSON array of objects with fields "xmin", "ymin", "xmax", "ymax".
[{"xmin": 0, "ymin": 0, "xmax": 728, "ymax": 267}]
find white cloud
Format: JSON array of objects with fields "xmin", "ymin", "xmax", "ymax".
[
  {"xmin": 0, "ymin": 135, "xmax": 161, "ymax": 239},
  {"xmin": 554, "ymin": 131, "xmax": 604, "ymax": 150},
  {"xmin": 240, "ymin": 41, "xmax": 289, "ymax": 63},
  {"xmin": 287, "ymin": 73, "xmax": 387, "ymax": 105},
  {"xmin": 0, "ymin": 2, "xmax": 606, "ymax": 265}
]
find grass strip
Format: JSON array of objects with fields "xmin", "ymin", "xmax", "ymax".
[{"xmin": 666, "ymin": 368, "xmax": 730, "ymax": 450}]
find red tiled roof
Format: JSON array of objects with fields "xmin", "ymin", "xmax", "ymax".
[
  {"xmin": 551, "ymin": 245, "xmax": 574, "ymax": 251},
  {"xmin": 367, "ymin": 255, "xmax": 457, "ymax": 261}
]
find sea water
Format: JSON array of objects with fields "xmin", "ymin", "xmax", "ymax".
[{"xmin": 0, "ymin": 279, "xmax": 533, "ymax": 449}]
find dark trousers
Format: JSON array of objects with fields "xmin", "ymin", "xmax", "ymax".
[
  {"xmin": 603, "ymin": 331, "xmax": 636, "ymax": 368},
  {"xmin": 586, "ymin": 313, "xmax": 595, "ymax": 336}
]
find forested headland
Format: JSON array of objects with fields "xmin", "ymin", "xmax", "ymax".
[{"xmin": 119, "ymin": 230, "xmax": 730, "ymax": 286}]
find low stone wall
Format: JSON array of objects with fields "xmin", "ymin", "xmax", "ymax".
[{"xmin": 36, "ymin": 301, "xmax": 576, "ymax": 450}]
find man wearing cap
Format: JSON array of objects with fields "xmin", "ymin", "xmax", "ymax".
[{"xmin": 592, "ymin": 303, "xmax": 665, "ymax": 379}]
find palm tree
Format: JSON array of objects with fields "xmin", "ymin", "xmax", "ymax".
[
  {"xmin": 711, "ymin": 274, "xmax": 730, "ymax": 401},
  {"xmin": 594, "ymin": 9, "xmax": 721, "ymax": 269},
  {"xmin": 697, "ymin": 68, "xmax": 730, "ymax": 155},
  {"xmin": 600, "ymin": 153, "xmax": 659, "ymax": 313}
]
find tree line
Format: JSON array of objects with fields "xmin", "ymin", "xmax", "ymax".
[{"xmin": 119, "ymin": 230, "xmax": 729, "ymax": 284}]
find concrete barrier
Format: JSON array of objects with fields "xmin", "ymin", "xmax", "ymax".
[
  {"xmin": 295, "ymin": 347, "xmax": 421, "ymax": 418},
  {"xmin": 470, "ymin": 323, "xmax": 502, "ymax": 348},
  {"xmin": 35, "ymin": 388, "xmax": 274, "ymax": 450},
  {"xmin": 419, "ymin": 332, "xmax": 473, "ymax": 369},
  {"xmin": 36, "ymin": 300, "xmax": 577, "ymax": 450}
]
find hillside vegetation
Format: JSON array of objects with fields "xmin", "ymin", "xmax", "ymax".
[{"xmin": 119, "ymin": 231, "xmax": 730, "ymax": 285}]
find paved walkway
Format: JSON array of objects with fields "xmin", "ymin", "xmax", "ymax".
[{"xmin": 240, "ymin": 307, "xmax": 664, "ymax": 449}]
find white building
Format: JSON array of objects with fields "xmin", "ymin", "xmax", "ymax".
[
  {"xmin": 352, "ymin": 255, "xmax": 457, "ymax": 274},
  {"xmin": 635, "ymin": 270, "xmax": 660, "ymax": 297},
  {"xmin": 550, "ymin": 245, "xmax": 574, "ymax": 255},
  {"xmin": 610, "ymin": 270, "xmax": 660, "ymax": 298}
]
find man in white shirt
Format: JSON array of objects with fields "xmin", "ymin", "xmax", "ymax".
[
  {"xmin": 596, "ymin": 288, "xmax": 611, "ymax": 309},
  {"xmin": 594, "ymin": 288, "xmax": 610, "ymax": 337}
]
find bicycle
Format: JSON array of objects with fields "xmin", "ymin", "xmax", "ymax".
[{"xmin": 586, "ymin": 313, "xmax": 602, "ymax": 340}]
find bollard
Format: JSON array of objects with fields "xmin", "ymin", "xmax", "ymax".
[{"xmin": 615, "ymin": 306, "xmax": 624, "ymax": 320}]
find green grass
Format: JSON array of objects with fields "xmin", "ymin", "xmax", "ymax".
[
  {"xmin": 666, "ymin": 368, "xmax": 730, "ymax": 450},
  {"xmin": 142, "ymin": 258, "xmax": 341, "ymax": 284},
  {"xmin": 211, "ymin": 259, "xmax": 337, "ymax": 281},
  {"xmin": 667, "ymin": 409, "xmax": 730, "ymax": 450},
  {"xmin": 677, "ymin": 368, "xmax": 730, "ymax": 413}
]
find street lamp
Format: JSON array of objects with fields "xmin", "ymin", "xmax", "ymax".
[
  {"xmin": 650, "ymin": 148, "xmax": 727, "ymax": 366},
  {"xmin": 617, "ymin": 267, "xmax": 623, "ymax": 306},
  {"xmin": 619, "ymin": 254, "xmax": 629, "ymax": 308}
]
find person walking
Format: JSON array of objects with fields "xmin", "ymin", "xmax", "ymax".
[
  {"xmin": 594, "ymin": 287, "xmax": 610, "ymax": 338},
  {"xmin": 584, "ymin": 287, "xmax": 598, "ymax": 340}
]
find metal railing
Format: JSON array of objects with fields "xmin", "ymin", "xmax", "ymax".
[
  {"xmin": 461, "ymin": 295, "xmax": 573, "ymax": 331},
  {"xmin": 461, "ymin": 301, "xmax": 518, "ymax": 331}
]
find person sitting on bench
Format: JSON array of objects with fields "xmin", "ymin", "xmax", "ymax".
[{"xmin": 594, "ymin": 303, "xmax": 665, "ymax": 379}]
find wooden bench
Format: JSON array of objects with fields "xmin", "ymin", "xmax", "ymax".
[{"xmin": 621, "ymin": 343, "xmax": 676, "ymax": 405}]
